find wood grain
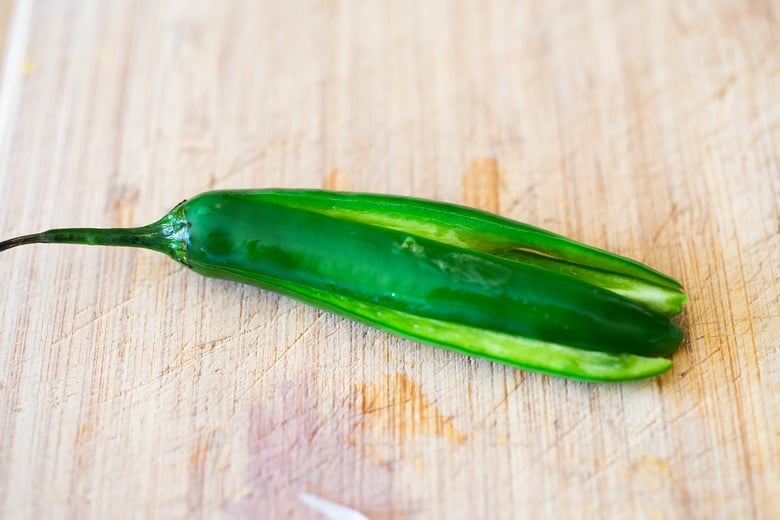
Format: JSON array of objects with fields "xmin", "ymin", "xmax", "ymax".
[
  {"xmin": 0, "ymin": 0, "xmax": 13, "ymax": 65},
  {"xmin": 0, "ymin": 0, "xmax": 778, "ymax": 518}
]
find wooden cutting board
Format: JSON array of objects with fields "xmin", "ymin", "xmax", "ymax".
[{"xmin": 0, "ymin": 1, "xmax": 778, "ymax": 518}]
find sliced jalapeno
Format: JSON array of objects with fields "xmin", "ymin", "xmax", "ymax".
[{"xmin": 0, "ymin": 189, "xmax": 686, "ymax": 381}]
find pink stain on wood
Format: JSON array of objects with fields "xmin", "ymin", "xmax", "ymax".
[
  {"xmin": 225, "ymin": 372, "xmax": 468, "ymax": 517},
  {"xmin": 223, "ymin": 375, "xmax": 402, "ymax": 519}
]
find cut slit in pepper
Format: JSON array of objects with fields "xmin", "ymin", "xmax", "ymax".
[{"xmin": 0, "ymin": 189, "xmax": 687, "ymax": 382}]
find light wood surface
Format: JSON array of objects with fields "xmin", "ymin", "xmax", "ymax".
[
  {"xmin": 0, "ymin": 0, "xmax": 13, "ymax": 64},
  {"xmin": 0, "ymin": 1, "xmax": 778, "ymax": 518}
]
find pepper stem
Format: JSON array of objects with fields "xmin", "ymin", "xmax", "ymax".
[{"xmin": 0, "ymin": 204, "xmax": 189, "ymax": 263}]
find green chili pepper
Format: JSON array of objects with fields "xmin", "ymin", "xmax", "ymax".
[{"xmin": 0, "ymin": 189, "xmax": 686, "ymax": 382}]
